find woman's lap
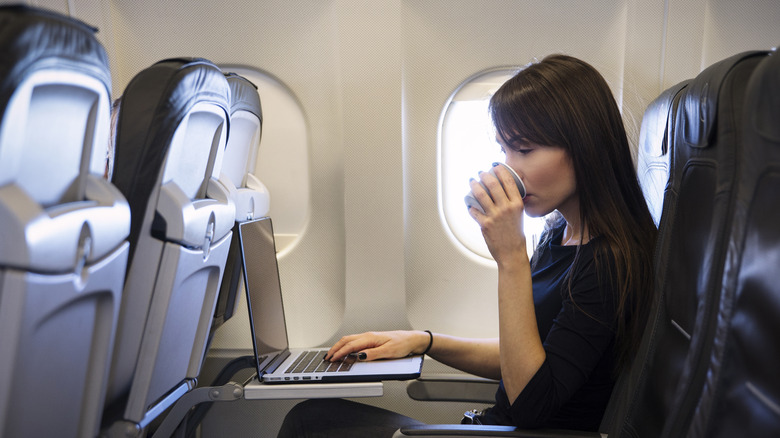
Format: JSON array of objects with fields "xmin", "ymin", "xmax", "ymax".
[{"xmin": 277, "ymin": 399, "xmax": 427, "ymax": 438}]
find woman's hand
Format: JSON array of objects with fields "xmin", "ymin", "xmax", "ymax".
[
  {"xmin": 468, "ymin": 165, "xmax": 528, "ymax": 267},
  {"xmin": 324, "ymin": 330, "xmax": 429, "ymax": 362}
]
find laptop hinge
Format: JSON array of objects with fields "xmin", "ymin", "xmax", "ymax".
[{"xmin": 265, "ymin": 349, "xmax": 291, "ymax": 375}]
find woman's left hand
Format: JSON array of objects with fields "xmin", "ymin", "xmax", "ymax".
[{"xmin": 324, "ymin": 330, "xmax": 428, "ymax": 362}]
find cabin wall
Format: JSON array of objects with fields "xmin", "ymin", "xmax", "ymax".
[
  {"xmin": 63, "ymin": 0, "xmax": 777, "ymax": 350},
  {"xmin": 10, "ymin": 0, "xmax": 780, "ymax": 435}
]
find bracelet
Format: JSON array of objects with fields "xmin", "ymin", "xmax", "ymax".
[{"xmin": 422, "ymin": 330, "xmax": 434, "ymax": 355}]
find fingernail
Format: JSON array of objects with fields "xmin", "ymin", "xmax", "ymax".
[
  {"xmin": 358, "ymin": 352, "xmax": 367, "ymax": 360},
  {"xmin": 492, "ymin": 162, "xmax": 500, "ymax": 167}
]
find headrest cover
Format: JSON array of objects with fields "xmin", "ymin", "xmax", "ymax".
[
  {"xmin": 225, "ymin": 73, "xmax": 262, "ymax": 121},
  {"xmin": 0, "ymin": 5, "xmax": 110, "ymax": 121},
  {"xmin": 750, "ymin": 51, "xmax": 780, "ymax": 143},
  {"xmin": 112, "ymin": 58, "xmax": 230, "ymax": 254},
  {"xmin": 680, "ymin": 51, "xmax": 766, "ymax": 149},
  {"xmin": 639, "ymin": 79, "xmax": 690, "ymax": 158}
]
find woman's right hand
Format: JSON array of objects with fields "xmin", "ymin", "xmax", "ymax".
[
  {"xmin": 468, "ymin": 164, "xmax": 528, "ymax": 268},
  {"xmin": 324, "ymin": 330, "xmax": 429, "ymax": 362}
]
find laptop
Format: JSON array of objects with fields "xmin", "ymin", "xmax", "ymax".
[{"xmin": 238, "ymin": 216, "xmax": 423, "ymax": 384}]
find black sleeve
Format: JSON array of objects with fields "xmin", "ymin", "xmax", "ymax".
[{"xmin": 504, "ymin": 251, "xmax": 618, "ymax": 429}]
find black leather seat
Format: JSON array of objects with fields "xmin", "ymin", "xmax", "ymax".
[
  {"xmin": 636, "ymin": 80, "xmax": 690, "ymax": 226},
  {"xmin": 610, "ymin": 50, "xmax": 769, "ymax": 438},
  {"xmin": 687, "ymin": 48, "xmax": 780, "ymax": 438}
]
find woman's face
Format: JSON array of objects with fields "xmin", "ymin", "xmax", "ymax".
[{"xmin": 497, "ymin": 137, "xmax": 578, "ymax": 219}]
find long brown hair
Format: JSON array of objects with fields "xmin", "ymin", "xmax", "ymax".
[{"xmin": 489, "ymin": 54, "xmax": 657, "ymax": 370}]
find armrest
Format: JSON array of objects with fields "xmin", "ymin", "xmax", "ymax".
[
  {"xmin": 403, "ymin": 376, "xmax": 606, "ymax": 437},
  {"xmin": 407, "ymin": 374, "xmax": 499, "ymax": 403},
  {"xmin": 393, "ymin": 425, "xmax": 604, "ymax": 438}
]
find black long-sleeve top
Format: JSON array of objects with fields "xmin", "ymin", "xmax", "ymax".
[{"xmin": 482, "ymin": 222, "xmax": 619, "ymax": 431}]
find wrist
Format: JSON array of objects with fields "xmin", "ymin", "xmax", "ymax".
[
  {"xmin": 416, "ymin": 330, "xmax": 434, "ymax": 355},
  {"xmin": 495, "ymin": 250, "xmax": 530, "ymax": 271}
]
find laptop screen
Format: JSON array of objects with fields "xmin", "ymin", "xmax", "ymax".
[{"xmin": 239, "ymin": 217, "xmax": 289, "ymax": 357}]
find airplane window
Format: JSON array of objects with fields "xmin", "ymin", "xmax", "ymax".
[
  {"xmin": 440, "ymin": 68, "xmax": 545, "ymax": 260},
  {"xmin": 220, "ymin": 66, "xmax": 309, "ymax": 255}
]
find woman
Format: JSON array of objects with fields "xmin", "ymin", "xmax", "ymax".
[{"xmin": 278, "ymin": 54, "xmax": 657, "ymax": 436}]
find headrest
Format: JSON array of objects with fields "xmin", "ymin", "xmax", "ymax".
[
  {"xmin": 112, "ymin": 58, "xmax": 230, "ymax": 252},
  {"xmin": 749, "ymin": 50, "xmax": 780, "ymax": 144},
  {"xmin": 0, "ymin": 5, "xmax": 110, "ymax": 120},
  {"xmin": 225, "ymin": 72, "xmax": 262, "ymax": 121},
  {"xmin": 639, "ymin": 79, "xmax": 690, "ymax": 158},
  {"xmin": 679, "ymin": 50, "xmax": 767, "ymax": 149}
]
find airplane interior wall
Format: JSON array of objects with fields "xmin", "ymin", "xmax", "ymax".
[{"xmin": 8, "ymin": 0, "xmax": 779, "ymax": 436}]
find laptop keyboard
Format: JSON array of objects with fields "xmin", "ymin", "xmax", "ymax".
[{"xmin": 285, "ymin": 350, "xmax": 356, "ymax": 373}]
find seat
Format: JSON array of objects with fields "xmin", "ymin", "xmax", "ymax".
[
  {"xmin": 687, "ymin": 48, "xmax": 780, "ymax": 437},
  {"xmin": 393, "ymin": 50, "xmax": 772, "ymax": 438},
  {"xmin": 636, "ymin": 80, "xmax": 690, "ymax": 226},
  {"xmin": 0, "ymin": 5, "xmax": 130, "ymax": 438},
  {"xmin": 210, "ymin": 72, "xmax": 269, "ymax": 337},
  {"xmin": 610, "ymin": 50, "xmax": 768, "ymax": 438},
  {"xmin": 102, "ymin": 58, "xmax": 235, "ymax": 436},
  {"xmin": 152, "ymin": 72, "xmax": 271, "ymax": 438}
]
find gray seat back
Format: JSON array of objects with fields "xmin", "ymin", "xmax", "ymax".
[
  {"xmin": 211, "ymin": 73, "xmax": 269, "ymax": 334},
  {"xmin": 0, "ymin": 5, "xmax": 130, "ymax": 438},
  {"xmin": 103, "ymin": 58, "xmax": 235, "ymax": 432}
]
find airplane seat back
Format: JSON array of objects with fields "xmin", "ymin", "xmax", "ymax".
[
  {"xmin": 220, "ymin": 73, "xmax": 265, "ymax": 209},
  {"xmin": 211, "ymin": 72, "xmax": 269, "ymax": 335},
  {"xmin": 636, "ymin": 80, "xmax": 690, "ymax": 226},
  {"xmin": 0, "ymin": 5, "xmax": 130, "ymax": 438},
  {"xmin": 610, "ymin": 51, "xmax": 769, "ymax": 438},
  {"xmin": 104, "ymin": 58, "xmax": 235, "ymax": 432},
  {"xmin": 600, "ymin": 79, "xmax": 690, "ymax": 433},
  {"xmin": 689, "ymin": 49, "xmax": 780, "ymax": 437}
]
